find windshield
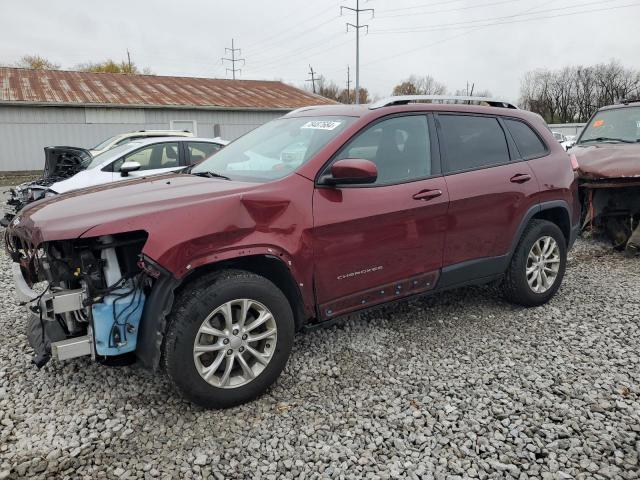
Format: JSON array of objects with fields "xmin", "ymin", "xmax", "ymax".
[
  {"xmin": 579, "ymin": 106, "xmax": 640, "ymax": 144},
  {"xmin": 85, "ymin": 143, "xmax": 140, "ymax": 169},
  {"xmin": 191, "ymin": 116, "xmax": 356, "ymax": 181},
  {"xmin": 92, "ymin": 135, "xmax": 122, "ymax": 151}
]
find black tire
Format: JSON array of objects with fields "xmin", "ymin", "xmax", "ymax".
[
  {"xmin": 502, "ymin": 219, "xmax": 567, "ymax": 307},
  {"xmin": 163, "ymin": 269, "xmax": 294, "ymax": 408}
]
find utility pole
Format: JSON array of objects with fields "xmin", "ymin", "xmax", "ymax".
[
  {"xmin": 306, "ymin": 64, "xmax": 318, "ymax": 94},
  {"xmin": 221, "ymin": 38, "xmax": 245, "ymax": 80},
  {"xmin": 341, "ymin": 0, "xmax": 374, "ymax": 104},
  {"xmin": 346, "ymin": 65, "xmax": 351, "ymax": 104},
  {"xmin": 126, "ymin": 49, "xmax": 132, "ymax": 74}
]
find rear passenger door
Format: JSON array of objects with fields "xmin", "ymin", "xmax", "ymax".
[{"xmin": 435, "ymin": 114, "xmax": 539, "ymax": 284}]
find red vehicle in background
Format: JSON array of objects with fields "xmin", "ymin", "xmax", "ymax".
[{"xmin": 6, "ymin": 95, "xmax": 580, "ymax": 408}]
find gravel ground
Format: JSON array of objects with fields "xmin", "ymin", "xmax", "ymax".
[{"xmin": 0, "ymin": 238, "xmax": 638, "ymax": 480}]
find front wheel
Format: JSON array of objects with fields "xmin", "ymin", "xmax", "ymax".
[
  {"xmin": 163, "ymin": 270, "xmax": 294, "ymax": 408},
  {"xmin": 502, "ymin": 219, "xmax": 567, "ymax": 307}
]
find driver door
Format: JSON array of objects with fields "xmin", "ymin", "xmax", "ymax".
[{"xmin": 312, "ymin": 114, "xmax": 449, "ymax": 319}]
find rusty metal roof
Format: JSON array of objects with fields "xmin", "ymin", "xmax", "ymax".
[{"xmin": 0, "ymin": 67, "xmax": 337, "ymax": 110}]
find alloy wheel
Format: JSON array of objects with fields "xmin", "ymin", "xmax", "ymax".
[
  {"xmin": 193, "ymin": 299, "xmax": 277, "ymax": 389},
  {"xmin": 526, "ymin": 236, "xmax": 561, "ymax": 294}
]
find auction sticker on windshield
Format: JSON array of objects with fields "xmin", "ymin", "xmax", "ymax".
[{"xmin": 301, "ymin": 120, "xmax": 343, "ymax": 130}]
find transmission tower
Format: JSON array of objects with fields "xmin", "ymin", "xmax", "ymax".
[
  {"xmin": 221, "ymin": 38, "xmax": 245, "ymax": 80},
  {"xmin": 341, "ymin": 0, "xmax": 374, "ymax": 104}
]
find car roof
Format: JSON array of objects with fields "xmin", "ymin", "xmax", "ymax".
[
  {"xmin": 598, "ymin": 101, "xmax": 640, "ymax": 112},
  {"xmin": 122, "ymin": 136, "xmax": 225, "ymax": 146},
  {"xmin": 283, "ymin": 102, "xmax": 547, "ymax": 127}
]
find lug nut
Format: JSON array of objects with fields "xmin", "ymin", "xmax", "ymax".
[
  {"xmin": 223, "ymin": 338, "xmax": 229, "ymax": 345},
  {"xmin": 239, "ymin": 346, "xmax": 245, "ymax": 352},
  {"xmin": 227, "ymin": 349, "xmax": 233, "ymax": 355},
  {"xmin": 232, "ymin": 329, "xmax": 239, "ymax": 335},
  {"xmin": 242, "ymin": 334, "xmax": 248, "ymax": 340}
]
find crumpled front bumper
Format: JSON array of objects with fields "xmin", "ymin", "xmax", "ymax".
[{"xmin": 12, "ymin": 262, "xmax": 93, "ymax": 364}]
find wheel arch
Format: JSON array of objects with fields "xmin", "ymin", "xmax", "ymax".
[
  {"xmin": 510, "ymin": 201, "xmax": 572, "ymax": 257},
  {"xmin": 136, "ymin": 253, "xmax": 310, "ymax": 371},
  {"xmin": 179, "ymin": 254, "xmax": 309, "ymax": 331}
]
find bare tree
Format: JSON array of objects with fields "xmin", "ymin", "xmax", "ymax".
[
  {"xmin": 14, "ymin": 54, "xmax": 60, "ymax": 70},
  {"xmin": 520, "ymin": 60, "xmax": 640, "ymax": 122},
  {"xmin": 76, "ymin": 59, "xmax": 153, "ymax": 75},
  {"xmin": 392, "ymin": 75, "xmax": 447, "ymax": 96}
]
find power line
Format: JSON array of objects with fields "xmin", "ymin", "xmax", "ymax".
[
  {"xmin": 364, "ymin": 1, "xmax": 637, "ymax": 67},
  {"xmin": 373, "ymin": 0, "xmax": 630, "ymax": 32},
  {"xmin": 341, "ymin": 0, "xmax": 374, "ymax": 105},
  {"xmin": 242, "ymin": 4, "xmax": 337, "ymax": 52},
  {"xmin": 370, "ymin": 1, "xmax": 640, "ymax": 35},
  {"xmin": 221, "ymin": 38, "xmax": 245, "ymax": 80},
  {"xmin": 377, "ymin": 0, "xmax": 525, "ymax": 19},
  {"xmin": 246, "ymin": 16, "xmax": 342, "ymax": 68}
]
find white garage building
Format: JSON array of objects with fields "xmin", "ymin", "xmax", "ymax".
[{"xmin": 0, "ymin": 67, "xmax": 334, "ymax": 172}]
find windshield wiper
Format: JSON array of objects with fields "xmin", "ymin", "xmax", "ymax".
[
  {"xmin": 579, "ymin": 137, "xmax": 636, "ymax": 144},
  {"xmin": 191, "ymin": 170, "xmax": 231, "ymax": 180}
]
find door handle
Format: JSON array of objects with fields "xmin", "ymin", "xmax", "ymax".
[
  {"xmin": 413, "ymin": 189, "xmax": 442, "ymax": 201},
  {"xmin": 510, "ymin": 173, "xmax": 532, "ymax": 184}
]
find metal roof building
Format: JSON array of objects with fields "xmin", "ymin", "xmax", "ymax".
[{"xmin": 0, "ymin": 67, "xmax": 335, "ymax": 172}]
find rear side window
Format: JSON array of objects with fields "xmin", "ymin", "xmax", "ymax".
[
  {"xmin": 438, "ymin": 115, "xmax": 510, "ymax": 173},
  {"xmin": 504, "ymin": 119, "xmax": 548, "ymax": 159}
]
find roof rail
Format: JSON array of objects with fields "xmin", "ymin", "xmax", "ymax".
[{"xmin": 369, "ymin": 95, "xmax": 518, "ymax": 110}]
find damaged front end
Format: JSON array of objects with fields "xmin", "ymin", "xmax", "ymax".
[
  {"xmin": 581, "ymin": 180, "xmax": 640, "ymax": 255},
  {"xmin": 6, "ymin": 230, "xmax": 150, "ymax": 367},
  {"xmin": 2, "ymin": 147, "xmax": 92, "ymax": 226}
]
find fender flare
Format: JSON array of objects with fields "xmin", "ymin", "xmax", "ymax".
[
  {"xmin": 135, "ymin": 248, "xmax": 310, "ymax": 370},
  {"xmin": 508, "ymin": 200, "xmax": 574, "ymax": 260}
]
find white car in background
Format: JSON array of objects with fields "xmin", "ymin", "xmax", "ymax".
[
  {"xmin": 2, "ymin": 137, "xmax": 227, "ymax": 225},
  {"xmin": 89, "ymin": 130, "xmax": 195, "ymax": 156},
  {"xmin": 49, "ymin": 137, "xmax": 228, "ymax": 194}
]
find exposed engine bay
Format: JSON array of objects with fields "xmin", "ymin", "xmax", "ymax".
[
  {"xmin": 6, "ymin": 230, "xmax": 149, "ymax": 367},
  {"xmin": 581, "ymin": 181, "xmax": 640, "ymax": 255},
  {"xmin": 2, "ymin": 146, "xmax": 92, "ymax": 226}
]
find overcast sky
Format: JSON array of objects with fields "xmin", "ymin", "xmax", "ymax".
[{"xmin": 2, "ymin": 0, "xmax": 640, "ymax": 102}]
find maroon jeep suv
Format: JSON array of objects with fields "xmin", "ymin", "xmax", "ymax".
[{"xmin": 6, "ymin": 96, "xmax": 580, "ymax": 408}]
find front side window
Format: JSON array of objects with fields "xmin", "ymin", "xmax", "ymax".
[
  {"xmin": 504, "ymin": 119, "xmax": 548, "ymax": 159},
  {"xmin": 439, "ymin": 115, "xmax": 510, "ymax": 173},
  {"xmin": 579, "ymin": 106, "xmax": 640, "ymax": 144},
  {"xmin": 334, "ymin": 115, "xmax": 431, "ymax": 184},
  {"xmin": 111, "ymin": 142, "xmax": 180, "ymax": 172},
  {"xmin": 192, "ymin": 116, "xmax": 355, "ymax": 182},
  {"xmin": 187, "ymin": 142, "xmax": 222, "ymax": 164}
]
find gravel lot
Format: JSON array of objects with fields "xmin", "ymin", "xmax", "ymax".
[{"xmin": 0, "ymin": 238, "xmax": 638, "ymax": 479}]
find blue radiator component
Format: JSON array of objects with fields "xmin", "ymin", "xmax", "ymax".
[{"xmin": 92, "ymin": 283, "xmax": 145, "ymax": 356}]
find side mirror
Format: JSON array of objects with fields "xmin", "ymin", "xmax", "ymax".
[
  {"xmin": 119, "ymin": 161, "xmax": 141, "ymax": 177},
  {"xmin": 322, "ymin": 158, "xmax": 378, "ymax": 185}
]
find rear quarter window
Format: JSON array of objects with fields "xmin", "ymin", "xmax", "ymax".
[{"xmin": 504, "ymin": 119, "xmax": 548, "ymax": 159}]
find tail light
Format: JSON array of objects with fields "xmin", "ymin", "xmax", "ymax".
[{"xmin": 569, "ymin": 153, "xmax": 579, "ymax": 171}]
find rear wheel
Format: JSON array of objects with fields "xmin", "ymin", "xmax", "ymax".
[
  {"xmin": 502, "ymin": 219, "xmax": 567, "ymax": 307},
  {"xmin": 163, "ymin": 270, "xmax": 294, "ymax": 408}
]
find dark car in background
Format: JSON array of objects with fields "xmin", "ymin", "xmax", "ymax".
[{"xmin": 571, "ymin": 100, "xmax": 640, "ymax": 254}]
